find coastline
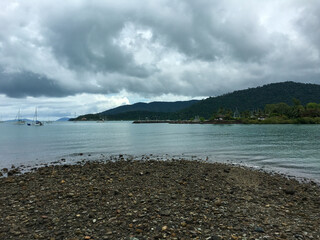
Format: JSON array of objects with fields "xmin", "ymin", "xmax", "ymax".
[
  {"xmin": 1, "ymin": 158, "xmax": 319, "ymax": 239},
  {"xmin": 132, "ymin": 120, "xmax": 243, "ymax": 124},
  {"xmin": 132, "ymin": 119, "xmax": 320, "ymax": 124}
]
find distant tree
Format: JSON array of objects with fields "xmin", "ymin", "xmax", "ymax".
[
  {"xmin": 218, "ymin": 107, "xmax": 225, "ymax": 115},
  {"xmin": 241, "ymin": 110, "xmax": 251, "ymax": 118},
  {"xmin": 210, "ymin": 113, "xmax": 218, "ymax": 120},
  {"xmin": 224, "ymin": 109, "xmax": 233, "ymax": 120},
  {"xmin": 292, "ymin": 98, "xmax": 301, "ymax": 106},
  {"xmin": 289, "ymin": 105, "xmax": 304, "ymax": 118},
  {"xmin": 302, "ymin": 102, "xmax": 320, "ymax": 117},
  {"xmin": 265, "ymin": 103, "xmax": 291, "ymax": 116},
  {"xmin": 306, "ymin": 102, "xmax": 320, "ymax": 110}
]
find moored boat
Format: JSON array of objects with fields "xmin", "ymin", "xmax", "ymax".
[
  {"xmin": 31, "ymin": 107, "xmax": 43, "ymax": 126},
  {"xmin": 15, "ymin": 109, "xmax": 25, "ymax": 125}
]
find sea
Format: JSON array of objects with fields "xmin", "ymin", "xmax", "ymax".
[{"xmin": 0, "ymin": 121, "xmax": 319, "ymax": 182}]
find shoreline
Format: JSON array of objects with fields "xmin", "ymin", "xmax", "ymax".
[
  {"xmin": 132, "ymin": 119, "xmax": 320, "ymax": 124},
  {"xmin": 1, "ymin": 157, "xmax": 320, "ymax": 239},
  {"xmin": 132, "ymin": 120, "xmax": 243, "ymax": 124},
  {"xmin": 2, "ymin": 153, "xmax": 319, "ymax": 186}
]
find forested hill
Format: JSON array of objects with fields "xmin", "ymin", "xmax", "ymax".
[
  {"xmin": 75, "ymin": 100, "xmax": 199, "ymax": 120},
  {"xmin": 100, "ymin": 100, "xmax": 199, "ymax": 115},
  {"xmin": 176, "ymin": 81, "xmax": 320, "ymax": 119},
  {"xmin": 73, "ymin": 81, "xmax": 320, "ymax": 121}
]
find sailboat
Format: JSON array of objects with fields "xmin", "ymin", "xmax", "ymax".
[
  {"xmin": 32, "ymin": 107, "xmax": 43, "ymax": 126},
  {"xmin": 15, "ymin": 109, "xmax": 25, "ymax": 125}
]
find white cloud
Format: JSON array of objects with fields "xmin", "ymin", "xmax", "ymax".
[{"xmin": 0, "ymin": 93, "xmax": 129, "ymax": 120}]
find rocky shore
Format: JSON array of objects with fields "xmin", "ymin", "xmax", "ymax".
[{"xmin": 1, "ymin": 157, "xmax": 320, "ymax": 240}]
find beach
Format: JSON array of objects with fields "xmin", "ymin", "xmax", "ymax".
[{"xmin": 1, "ymin": 157, "xmax": 319, "ymax": 240}]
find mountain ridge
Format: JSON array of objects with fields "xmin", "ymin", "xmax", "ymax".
[
  {"xmin": 176, "ymin": 81, "xmax": 320, "ymax": 119},
  {"xmin": 100, "ymin": 100, "xmax": 199, "ymax": 115},
  {"xmin": 74, "ymin": 81, "xmax": 320, "ymax": 120}
]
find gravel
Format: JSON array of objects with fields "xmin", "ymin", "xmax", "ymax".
[{"xmin": 1, "ymin": 157, "xmax": 319, "ymax": 239}]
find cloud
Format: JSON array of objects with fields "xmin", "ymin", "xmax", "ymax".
[
  {"xmin": 0, "ymin": 70, "xmax": 71, "ymax": 98},
  {"xmin": 1, "ymin": 0, "xmax": 320, "ymax": 118},
  {"xmin": 0, "ymin": 93, "xmax": 129, "ymax": 120}
]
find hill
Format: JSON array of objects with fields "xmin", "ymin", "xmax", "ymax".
[
  {"xmin": 74, "ymin": 100, "xmax": 199, "ymax": 121},
  {"xmin": 100, "ymin": 100, "xmax": 199, "ymax": 115},
  {"xmin": 74, "ymin": 81, "xmax": 320, "ymax": 120},
  {"xmin": 56, "ymin": 117, "xmax": 70, "ymax": 122},
  {"xmin": 176, "ymin": 81, "xmax": 320, "ymax": 119}
]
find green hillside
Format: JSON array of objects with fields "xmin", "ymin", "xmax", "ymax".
[
  {"xmin": 176, "ymin": 81, "xmax": 320, "ymax": 119},
  {"xmin": 100, "ymin": 100, "xmax": 198, "ymax": 115},
  {"xmin": 73, "ymin": 81, "xmax": 320, "ymax": 121},
  {"xmin": 74, "ymin": 100, "xmax": 198, "ymax": 121}
]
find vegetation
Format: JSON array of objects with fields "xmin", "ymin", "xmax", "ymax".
[
  {"xmin": 72, "ymin": 82, "xmax": 320, "ymax": 123},
  {"xmin": 177, "ymin": 81, "xmax": 320, "ymax": 119},
  {"xmin": 100, "ymin": 100, "xmax": 198, "ymax": 115},
  {"xmin": 231, "ymin": 100, "xmax": 320, "ymax": 124}
]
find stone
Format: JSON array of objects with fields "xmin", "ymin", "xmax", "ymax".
[
  {"xmin": 162, "ymin": 226, "xmax": 168, "ymax": 231},
  {"xmin": 160, "ymin": 210, "xmax": 171, "ymax": 216},
  {"xmin": 254, "ymin": 226, "xmax": 265, "ymax": 233},
  {"xmin": 284, "ymin": 188, "xmax": 296, "ymax": 195}
]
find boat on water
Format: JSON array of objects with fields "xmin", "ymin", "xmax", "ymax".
[
  {"xmin": 15, "ymin": 109, "xmax": 25, "ymax": 125},
  {"xmin": 96, "ymin": 116, "xmax": 107, "ymax": 123},
  {"xmin": 29, "ymin": 107, "xmax": 43, "ymax": 126}
]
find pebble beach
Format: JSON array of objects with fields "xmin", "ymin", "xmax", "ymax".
[{"xmin": 1, "ymin": 157, "xmax": 320, "ymax": 240}]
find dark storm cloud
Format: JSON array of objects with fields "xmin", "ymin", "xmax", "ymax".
[
  {"xmin": 0, "ymin": 70, "xmax": 71, "ymax": 98},
  {"xmin": 142, "ymin": 0, "xmax": 272, "ymax": 62},
  {"xmin": 44, "ymin": 8, "xmax": 151, "ymax": 77},
  {"xmin": 0, "ymin": 0, "xmax": 320, "ymax": 99},
  {"xmin": 295, "ymin": 2, "xmax": 320, "ymax": 52}
]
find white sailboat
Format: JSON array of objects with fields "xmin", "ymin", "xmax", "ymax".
[
  {"xmin": 15, "ymin": 109, "xmax": 25, "ymax": 125},
  {"xmin": 32, "ymin": 107, "xmax": 43, "ymax": 126}
]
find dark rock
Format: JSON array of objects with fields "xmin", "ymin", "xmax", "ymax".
[
  {"xmin": 284, "ymin": 188, "xmax": 296, "ymax": 195},
  {"xmin": 160, "ymin": 210, "xmax": 171, "ymax": 216},
  {"xmin": 7, "ymin": 168, "xmax": 21, "ymax": 176},
  {"xmin": 206, "ymin": 235, "xmax": 221, "ymax": 240},
  {"xmin": 254, "ymin": 226, "xmax": 265, "ymax": 233}
]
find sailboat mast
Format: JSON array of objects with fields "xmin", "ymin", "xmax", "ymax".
[{"xmin": 17, "ymin": 109, "xmax": 21, "ymax": 121}]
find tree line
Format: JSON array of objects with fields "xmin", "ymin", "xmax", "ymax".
[{"xmin": 211, "ymin": 99, "xmax": 320, "ymax": 124}]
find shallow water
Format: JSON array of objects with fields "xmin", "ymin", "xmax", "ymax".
[{"xmin": 0, "ymin": 121, "xmax": 319, "ymax": 181}]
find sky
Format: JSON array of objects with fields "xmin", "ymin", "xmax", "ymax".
[{"xmin": 1, "ymin": 0, "xmax": 320, "ymax": 120}]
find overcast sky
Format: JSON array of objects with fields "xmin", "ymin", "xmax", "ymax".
[{"xmin": 1, "ymin": 0, "xmax": 320, "ymax": 120}]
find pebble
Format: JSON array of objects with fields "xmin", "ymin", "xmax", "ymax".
[
  {"xmin": 0, "ymin": 158, "xmax": 319, "ymax": 239},
  {"xmin": 162, "ymin": 226, "xmax": 168, "ymax": 231}
]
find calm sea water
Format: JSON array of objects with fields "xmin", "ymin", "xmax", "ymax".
[{"xmin": 0, "ymin": 121, "xmax": 319, "ymax": 182}]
